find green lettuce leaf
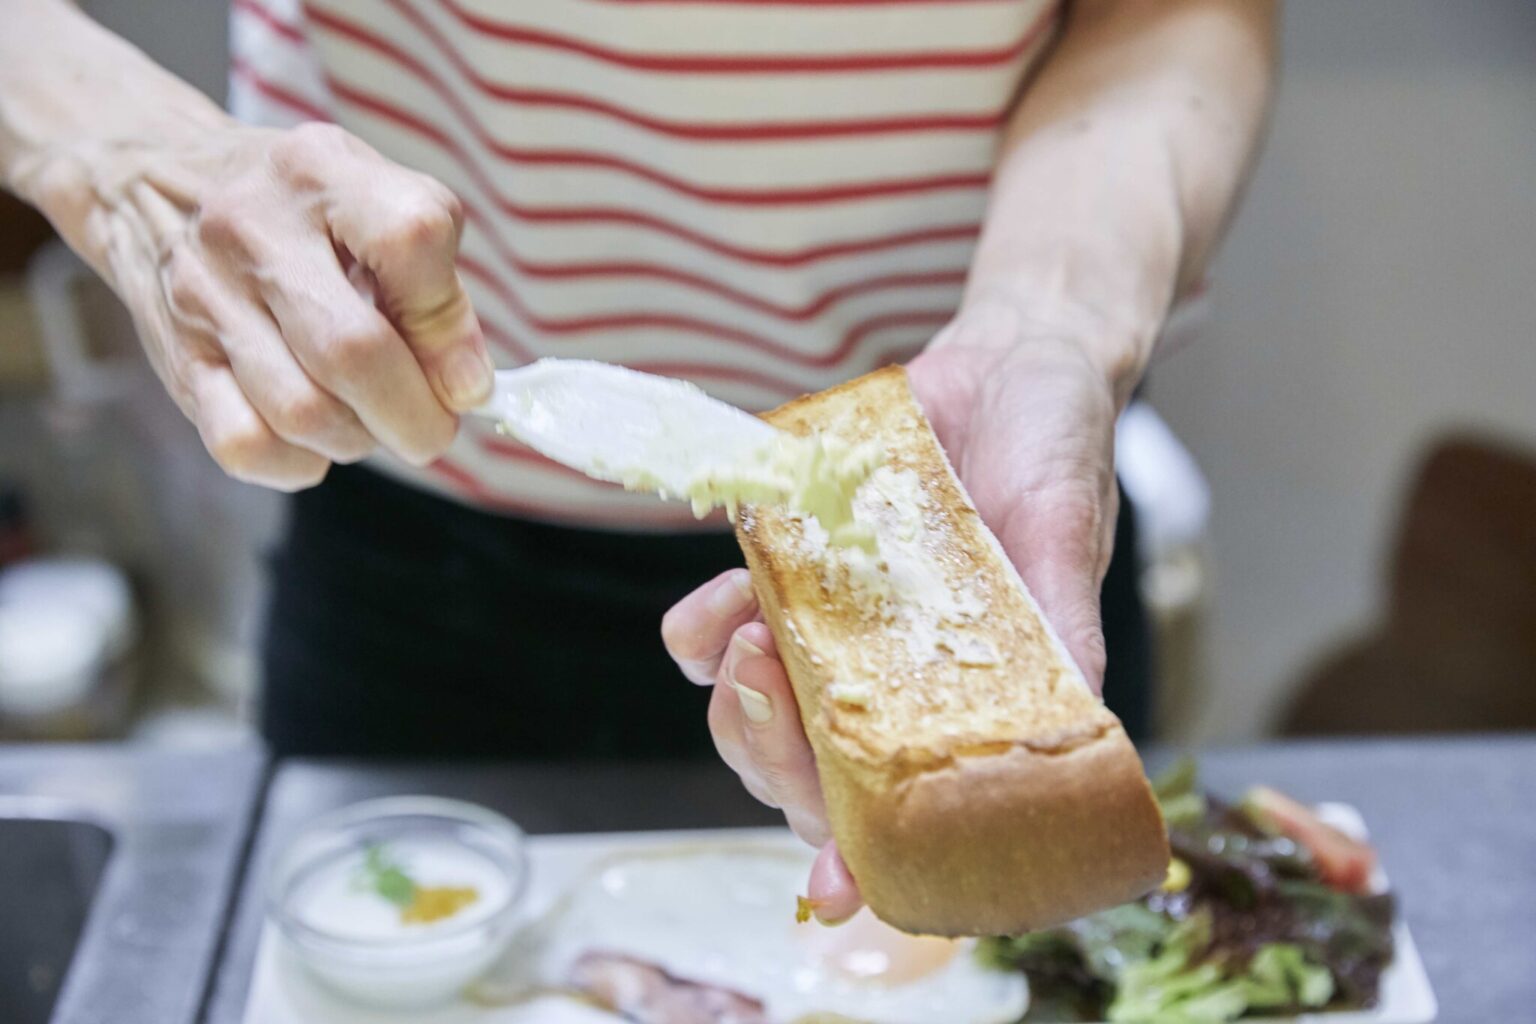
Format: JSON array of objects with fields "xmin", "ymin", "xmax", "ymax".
[
  {"xmin": 1151, "ymin": 757, "xmax": 1209, "ymax": 830},
  {"xmin": 1106, "ymin": 923, "xmax": 1334, "ymax": 1024}
]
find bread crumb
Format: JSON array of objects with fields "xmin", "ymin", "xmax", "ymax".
[{"xmin": 828, "ymin": 681, "xmax": 873, "ymax": 707}]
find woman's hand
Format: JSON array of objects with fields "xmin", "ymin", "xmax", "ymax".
[
  {"xmin": 908, "ymin": 301, "xmax": 1126, "ymax": 690},
  {"xmin": 661, "ymin": 567, "xmax": 865, "ymax": 924},
  {"xmin": 662, "ymin": 301, "xmax": 1130, "ymax": 923},
  {"xmin": 36, "ymin": 120, "xmax": 492, "ymax": 490},
  {"xmin": 3, "ymin": 3, "xmax": 495, "ymax": 490}
]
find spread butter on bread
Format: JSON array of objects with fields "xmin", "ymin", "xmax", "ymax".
[{"xmin": 733, "ymin": 366, "xmax": 1169, "ymax": 937}]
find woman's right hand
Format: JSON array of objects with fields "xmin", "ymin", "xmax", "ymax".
[{"xmin": 42, "ymin": 120, "xmax": 493, "ymax": 489}]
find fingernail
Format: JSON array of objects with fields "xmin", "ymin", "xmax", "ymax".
[
  {"xmin": 732, "ymin": 680, "xmax": 773, "ymax": 725},
  {"xmin": 441, "ymin": 347, "xmax": 492, "ymax": 406},
  {"xmin": 707, "ymin": 571, "xmax": 755, "ymax": 618},
  {"xmin": 797, "ymin": 894, "xmax": 853, "ymax": 927},
  {"xmin": 728, "ymin": 631, "xmax": 766, "ymax": 666},
  {"xmin": 727, "ymin": 634, "xmax": 772, "ymax": 725},
  {"xmin": 816, "ymin": 904, "xmax": 857, "ymax": 927}
]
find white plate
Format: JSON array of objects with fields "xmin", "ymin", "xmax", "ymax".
[{"xmin": 241, "ymin": 817, "xmax": 1436, "ymax": 1024}]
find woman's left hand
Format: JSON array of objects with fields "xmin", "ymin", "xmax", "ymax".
[{"xmin": 662, "ymin": 300, "xmax": 1131, "ymax": 923}]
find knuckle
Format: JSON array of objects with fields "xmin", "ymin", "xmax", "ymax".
[
  {"xmin": 379, "ymin": 198, "xmax": 458, "ymax": 254},
  {"xmin": 660, "ymin": 608, "xmax": 707, "ymax": 664},
  {"xmin": 402, "ymin": 413, "xmax": 457, "ymax": 465},
  {"xmin": 787, "ymin": 810, "xmax": 829, "ymax": 847},
  {"xmin": 318, "ymin": 321, "xmax": 391, "ymax": 379},
  {"xmin": 250, "ymin": 457, "xmax": 330, "ymax": 494},
  {"xmin": 427, "ymin": 181, "xmax": 464, "ymax": 232},
  {"xmin": 330, "ymin": 430, "xmax": 377, "ymax": 465},
  {"xmin": 205, "ymin": 419, "xmax": 280, "ymax": 477},
  {"xmin": 196, "ymin": 189, "xmax": 266, "ymax": 258},
  {"xmin": 1076, "ymin": 624, "xmax": 1108, "ymax": 677},
  {"xmin": 161, "ymin": 250, "xmax": 207, "ymax": 317},
  {"xmin": 270, "ymin": 123, "xmax": 348, "ymax": 187},
  {"xmin": 283, "ymin": 121, "xmax": 347, "ymax": 155},
  {"xmin": 707, "ymin": 689, "xmax": 736, "ymax": 737},
  {"xmin": 270, "ymin": 388, "xmax": 344, "ymax": 442},
  {"xmin": 753, "ymin": 757, "xmax": 797, "ymax": 801},
  {"xmin": 278, "ymin": 460, "xmax": 331, "ymax": 493},
  {"xmin": 659, "ymin": 608, "xmax": 688, "ymax": 659},
  {"xmin": 747, "ymin": 780, "xmax": 780, "ymax": 810}
]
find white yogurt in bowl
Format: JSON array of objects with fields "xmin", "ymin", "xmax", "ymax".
[{"xmin": 267, "ymin": 796, "xmax": 527, "ymax": 1008}]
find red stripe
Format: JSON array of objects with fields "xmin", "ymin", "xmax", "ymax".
[
  {"xmin": 230, "ymin": 58, "xmax": 332, "ymax": 122},
  {"xmin": 471, "ymin": 303, "xmax": 537, "ymax": 362},
  {"xmin": 230, "ymin": 67, "xmax": 973, "ymax": 349},
  {"xmin": 232, "ymin": 0, "xmax": 306, "ymax": 43},
  {"xmin": 458, "ymin": 198, "xmax": 965, "ymax": 319},
  {"xmin": 476, "ymin": 319, "xmax": 917, "ymax": 400},
  {"xmin": 477, "ymin": 314, "xmax": 927, "ymax": 408},
  {"xmin": 481, "ymin": 320, "xmax": 526, "ymax": 358},
  {"xmin": 246, "ymin": 0, "xmax": 1046, "ymax": 136},
  {"xmin": 230, "ymin": 66, "xmax": 982, "ymax": 266},
  {"xmin": 634, "ymin": 344, "xmax": 925, "ymax": 392},
  {"xmin": 384, "ymin": 0, "xmax": 1010, "ymax": 141},
  {"xmin": 457, "ymin": 253, "xmax": 952, "ymax": 368},
  {"xmin": 426, "ymin": 0, "xmax": 1050, "ymax": 73},
  {"xmin": 623, "ymin": 359, "xmax": 814, "ymax": 397},
  {"xmin": 311, "ymin": 40, "xmax": 990, "ymax": 205}
]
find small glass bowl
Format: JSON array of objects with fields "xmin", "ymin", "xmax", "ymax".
[{"xmin": 267, "ymin": 796, "xmax": 528, "ymax": 1008}]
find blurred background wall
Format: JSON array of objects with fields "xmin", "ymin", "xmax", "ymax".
[
  {"xmin": 3, "ymin": 1, "xmax": 1533, "ymax": 742},
  {"xmin": 1148, "ymin": 1, "xmax": 1536, "ymax": 739}
]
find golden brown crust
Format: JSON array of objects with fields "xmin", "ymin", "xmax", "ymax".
[{"xmin": 734, "ymin": 366, "xmax": 1169, "ymax": 937}]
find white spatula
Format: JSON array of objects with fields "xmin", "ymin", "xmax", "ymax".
[{"xmin": 472, "ymin": 359, "xmax": 782, "ymax": 497}]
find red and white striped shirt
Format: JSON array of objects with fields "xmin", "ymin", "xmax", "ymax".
[{"xmin": 230, "ymin": 0, "xmax": 1061, "ymax": 527}]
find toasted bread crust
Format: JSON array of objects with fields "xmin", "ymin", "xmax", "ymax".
[{"xmin": 734, "ymin": 366, "xmax": 1168, "ymax": 936}]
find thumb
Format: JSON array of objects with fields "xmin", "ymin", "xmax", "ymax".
[
  {"xmin": 996, "ymin": 493, "xmax": 1112, "ymax": 695},
  {"xmin": 329, "ymin": 172, "xmax": 493, "ymax": 412}
]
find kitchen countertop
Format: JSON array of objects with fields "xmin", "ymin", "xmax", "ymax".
[
  {"xmin": 0, "ymin": 745, "xmax": 265, "ymax": 1024},
  {"xmin": 201, "ymin": 736, "xmax": 1536, "ymax": 1024},
  {"xmin": 4, "ymin": 736, "xmax": 1531, "ymax": 1024}
]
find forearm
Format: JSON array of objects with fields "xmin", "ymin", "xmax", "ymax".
[
  {"xmin": 953, "ymin": 0, "xmax": 1277, "ymax": 401},
  {"xmin": 0, "ymin": 0, "xmax": 233, "ymax": 267}
]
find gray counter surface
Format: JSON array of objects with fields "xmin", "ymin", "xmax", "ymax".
[
  {"xmin": 200, "ymin": 736, "xmax": 1536, "ymax": 1024},
  {"xmin": 0, "ymin": 746, "xmax": 265, "ymax": 1024}
]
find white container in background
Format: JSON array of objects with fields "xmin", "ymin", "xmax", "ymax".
[{"xmin": 0, "ymin": 556, "xmax": 140, "ymax": 740}]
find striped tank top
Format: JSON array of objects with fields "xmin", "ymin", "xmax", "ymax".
[{"xmin": 229, "ymin": 0, "xmax": 1061, "ymax": 528}]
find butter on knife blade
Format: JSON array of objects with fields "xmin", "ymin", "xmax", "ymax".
[{"xmin": 475, "ymin": 359, "xmax": 880, "ymax": 548}]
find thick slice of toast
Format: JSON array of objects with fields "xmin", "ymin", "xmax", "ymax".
[{"xmin": 734, "ymin": 366, "xmax": 1168, "ymax": 936}]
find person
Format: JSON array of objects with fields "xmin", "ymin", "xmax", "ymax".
[{"xmin": 1, "ymin": 0, "xmax": 1275, "ymax": 909}]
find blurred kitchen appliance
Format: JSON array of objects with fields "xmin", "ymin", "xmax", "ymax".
[{"xmin": 24, "ymin": 241, "xmax": 281, "ymax": 716}]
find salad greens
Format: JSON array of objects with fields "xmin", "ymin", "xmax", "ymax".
[{"xmin": 978, "ymin": 760, "xmax": 1395, "ymax": 1023}]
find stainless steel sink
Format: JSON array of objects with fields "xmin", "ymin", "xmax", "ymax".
[
  {"xmin": 0, "ymin": 747, "xmax": 264, "ymax": 1024},
  {"xmin": 0, "ymin": 815, "xmax": 113, "ymax": 1024}
]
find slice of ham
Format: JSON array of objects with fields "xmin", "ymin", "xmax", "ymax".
[{"xmin": 569, "ymin": 951, "xmax": 769, "ymax": 1024}]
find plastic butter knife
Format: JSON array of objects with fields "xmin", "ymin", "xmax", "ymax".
[{"xmin": 471, "ymin": 359, "xmax": 781, "ymax": 496}]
